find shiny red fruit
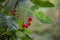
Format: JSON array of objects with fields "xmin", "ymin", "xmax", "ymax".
[
  {"xmin": 28, "ymin": 17, "xmax": 32, "ymax": 22},
  {"xmin": 25, "ymin": 25, "xmax": 29, "ymax": 28},
  {"xmin": 22, "ymin": 24, "xmax": 26, "ymax": 28},
  {"xmin": 27, "ymin": 22, "xmax": 31, "ymax": 26}
]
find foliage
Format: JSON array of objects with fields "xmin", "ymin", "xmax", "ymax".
[
  {"xmin": 31, "ymin": 0, "xmax": 54, "ymax": 11},
  {"xmin": 0, "ymin": 0, "xmax": 55, "ymax": 40},
  {"xmin": 35, "ymin": 12, "xmax": 53, "ymax": 24}
]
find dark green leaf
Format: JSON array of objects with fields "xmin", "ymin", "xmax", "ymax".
[
  {"xmin": 31, "ymin": 0, "xmax": 54, "ymax": 7},
  {"xmin": 0, "ymin": 0, "xmax": 6, "ymax": 3},
  {"xmin": 0, "ymin": 27, "xmax": 6, "ymax": 35},
  {"xmin": 0, "ymin": 4, "xmax": 3, "ymax": 11},
  {"xmin": 3, "ymin": 8, "xmax": 10, "ymax": 15},
  {"xmin": 31, "ymin": 5, "xmax": 39, "ymax": 11}
]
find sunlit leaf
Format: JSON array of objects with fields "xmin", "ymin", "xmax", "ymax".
[
  {"xmin": 17, "ymin": 19, "xmax": 23, "ymax": 29},
  {"xmin": 35, "ymin": 12, "xmax": 53, "ymax": 24},
  {"xmin": 23, "ymin": 29, "xmax": 32, "ymax": 34},
  {"xmin": 22, "ymin": 29, "xmax": 33, "ymax": 40}
]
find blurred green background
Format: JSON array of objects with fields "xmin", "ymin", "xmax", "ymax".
[
  {"xmin": 26, "ymin": 0, "xmax": 60, "ymax": 40},
  {"xmin": 0, "ymin": 0, "xmax": 60, "ymax": 40}
]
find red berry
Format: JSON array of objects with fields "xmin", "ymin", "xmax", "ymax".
[
  {"xmin": 28, "ymin": 17, "xmax": 32, "ymax": 22},
  {"xmin": 27, "ymin": 22, "xmax": 31, "ymax": 26},
  {"xmin": 11, "ymin": 13, "xmax": 15, "ymax": 15},
  {"xmin": 10, "ymin": 9, "xmax": 16, "ymax": 15},
  {"xmin": 13, "ymin": 9, "xmax": 16, "ymax": 12},
  {"xmin": 25, "ymin": 25, "xmax": 29, "ymax": 28},
  {"xmin": 22, "ymin": 24, "xmax": 26, "ymax": 28}
]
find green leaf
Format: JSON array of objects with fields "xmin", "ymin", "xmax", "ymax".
[
  {"xmin": 0, "ymin": 0, "xmax": 6, "ymax": 3},
  {"xmin": 3, "ymin": 8, "xmax": 10, "ymax": 15},
  {"xmin": 0, "ymin": 27, "xmax": 6, "ymax": 35},
  {"xmin": 18, "ymin": 29, "xmax": 33, "ymax": 40},
  {"xmin": 31, "ymin": 0, "xmax": 54, "ymax": 7},
  {"xmin": 21, "ymin": 36, "xmax": 33, "ymax": 40},
  {"xmin": 0, "ymin": 14, "xmax": 7, "ymax": 27},
  {"xmin": 35, "ymin": 12, "xmax": 53, "ymax": 24},
  {"xmin": 23, "ymin": 29, "xmax": 33, "ymax": 40},
  {"xmin": 31, "ymin": 5, "xmax": 39, "ymax": 11},
  {"xmin": 0, "ymin": 4, "xmax": 3, "ymax": 11},
  {"xmin": 23, "ymin": 29, "xmax": 32, "ymax": 34},
  {"xmin": 6, "ymin": 16, "xmax": 19, "ymax": 31},
  {"xmin": 17, "ymin": 19, "xmax": 23, "ymax": 29}
]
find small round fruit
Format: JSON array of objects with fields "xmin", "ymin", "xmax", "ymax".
[
  {"xmin": 25, "ymin": 25, "xmax": 29, "ymax": 28},
  {"xmin": 28, "ymin": 17, "xmax": 32, "ymax": 22},
  {"xmin": 27, "ymin": 22, "xmax": 31, "ymax": 26},
  {"xmin": 22, "ymin": 24, "xmax": 26, "ymax": 28}
]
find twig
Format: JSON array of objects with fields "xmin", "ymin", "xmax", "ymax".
[
  {"xmin": 3, "ymin": 0, "xmax": 9, "ymax": 8},
  {"xmin": 14, "ymin": 0, "xmax": 18, "ymax": 9}
]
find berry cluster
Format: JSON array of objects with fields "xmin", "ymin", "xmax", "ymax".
[
  {"xmin": 22, "ymin": 17, "xmax": 32, "ymax": 28},
  {"xmin": 10, "ymin": 9, "xmax": 16, "ymax": 15}
]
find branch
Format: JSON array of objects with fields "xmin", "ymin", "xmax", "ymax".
[
  {"xmin": 14, "ymin": 0, "xmax": 18, "ymax": 9},
  {"xmin": 3, "ymin": 0, "xmax": 9, "ymax": 8}
]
